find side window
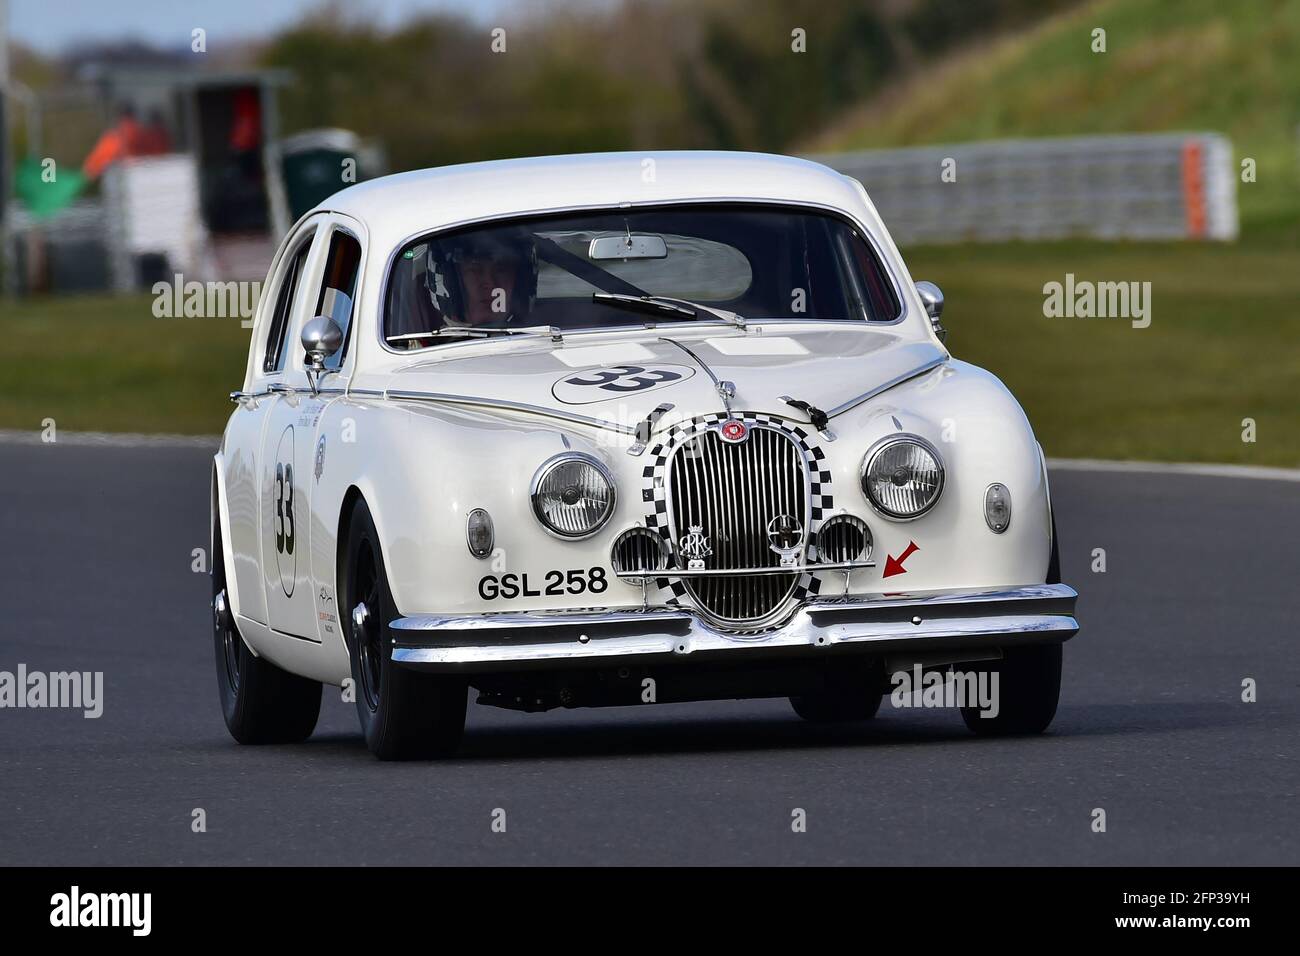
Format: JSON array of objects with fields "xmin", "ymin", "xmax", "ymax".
[
  {"xmin": 312, "ymin": 229, "xmax": 363, "ymax": 370},
  {"xmin": 848, "ymin": 231, "xmax": 901, "ymax": 321},
  {"xmin": 830, "ymin": 226, "xmax": 901, "ymax": 323},
  {"xmin": 262, "ymin": 235, "xmax": 314, "ymax": 373}
]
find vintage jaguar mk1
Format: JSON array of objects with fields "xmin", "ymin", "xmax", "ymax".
[{"xmin": 212, "ymin": 151, "xmax": 1079, "ymax": 759}]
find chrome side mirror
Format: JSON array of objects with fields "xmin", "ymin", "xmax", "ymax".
[
  {"xmin": 301, "ymin": 315, "xmax": 343, "ymax": 393},
  {"xmin": 915, "ymin": 280, "xmax": 946, "ymax": 342}
]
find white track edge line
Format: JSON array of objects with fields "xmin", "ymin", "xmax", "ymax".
[
  {"xmin": 0, "ymin": 429, "xmax": 219, "ymax": 449},
  {"xmin": 1045, "ymin": 457, "xmax": 1300, "ymax": 483}
]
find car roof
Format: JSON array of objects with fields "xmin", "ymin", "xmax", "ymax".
[{"xmin": 316, "ymin": 150, "xmax": 874, "ymax": 249}]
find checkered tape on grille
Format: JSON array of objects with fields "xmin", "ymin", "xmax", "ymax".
[{"xmin": 638, "ymin": 412, "xmax": 833, "ymax": 609}]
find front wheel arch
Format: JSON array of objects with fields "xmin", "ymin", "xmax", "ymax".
[
  {"xmin": 336, "ymin": 482, "xmax": 412, "ymax": 620},
  {"xmin": 211, "ymin": 456, "xmax": 242, "ymax": 624},
  {"xmin": 336, "ymin": 484, "xmax": 367, "ymax": 595}
]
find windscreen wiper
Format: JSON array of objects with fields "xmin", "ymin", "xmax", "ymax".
[
  {"xmin": 386, "ymin": 325, "xmax": 562, "ymax": 343},
  {"xmin": 591, "ymin": 293, "xmax": 697, "ymax": 321},
  {"xmin": 643, "ymin": 295, "xmax": 746, "ymax": 330},
  {"xmin": 387, "ymin": 329, "xmax": 494, "ymax": 341},
  {"xmin": 592, "ymin": 293, "xmax": 746, "ymax": 329}
]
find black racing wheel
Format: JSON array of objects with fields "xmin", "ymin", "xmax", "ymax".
[
  {"xmin": 213, "ymin": 512, "xmax": 321, "ymax": 744},
  {"xmin": 340, "ymin": 497, "xmax": 467, "ymax": 760}
]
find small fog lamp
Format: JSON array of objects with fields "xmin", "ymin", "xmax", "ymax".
[
  {"xmin": 466, "ymin": 508, "xmax": 495, "ymax": 558},
  {"xmin": 983, "ymin": 483, "xmax": 1011, "ymax": 533}
]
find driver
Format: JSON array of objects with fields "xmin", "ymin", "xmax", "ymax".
[{"xmin": 435, "ymin": 234, "xmax": 536, "ymax": 328}]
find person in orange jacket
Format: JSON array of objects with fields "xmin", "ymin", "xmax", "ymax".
[{"xmin": 82, "ymin": 104, "xmax": 172, "ymax": 180}]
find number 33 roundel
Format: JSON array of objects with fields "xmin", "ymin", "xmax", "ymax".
[
  {"xmin": 272, "ymin": 425, "xmax": 297, "ymax": 598},
  {"xmin": 551, "ymin": 364, "xmax": 695, "ymax": 405}
]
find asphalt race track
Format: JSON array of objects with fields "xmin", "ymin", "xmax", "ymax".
[{"xmin": 1, "ymin": 439, "xmax": 1296, "ymax": 866}]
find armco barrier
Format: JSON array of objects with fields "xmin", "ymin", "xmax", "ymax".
[{"xmin": 809, "ymin": 132, "xmax": 1238, "ymax": 245}]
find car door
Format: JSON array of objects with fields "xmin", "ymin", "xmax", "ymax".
[
  {"xmin": 260, "ymin": 218, "xmax": 365, "ymax": 641},
  {"xmin": 224, "ymin": 216, "xmax": 322, "ymax": 626}
]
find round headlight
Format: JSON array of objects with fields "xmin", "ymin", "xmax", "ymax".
[
  {"xmin": 861, "ymin": 435, "xmax": 945, "ymax": 519},
  {"xmin": 530, "ymin": 453, "xmax": 616, "ymax": 539}
]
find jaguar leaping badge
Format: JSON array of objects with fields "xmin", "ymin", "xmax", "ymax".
[{"xmin": 679, "ymin": 524, "xmax": 712, "ymax": 571}]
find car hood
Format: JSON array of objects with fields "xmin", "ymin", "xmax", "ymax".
[{"xmin": 386, "ymin": 326, "xmax": 947, "ymax": 431}]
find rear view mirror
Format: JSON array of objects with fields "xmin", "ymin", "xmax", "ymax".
[
  {"xmin": 301, "ymin": 315, "xmax": 343, "ymax": 393},
  {"xmin": 301, "ymin": 315, "xmax": 343, "ymax": 367},
  {"xmin": 915, "ymin": 280, "xmax": 946, "ymax": 342},
  {"xmin": 588, "ymin": 234, "xmax": 668, "ymax": 261}
]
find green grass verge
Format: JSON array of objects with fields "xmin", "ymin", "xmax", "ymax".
[{"xmin": 0, "ymin": 294, "xmax": 251, "ymax": 435}]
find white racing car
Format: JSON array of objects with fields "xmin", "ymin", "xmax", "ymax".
[{"xmin": 212, "ymin": 151, "xmax": 1078, "ymax": 759}]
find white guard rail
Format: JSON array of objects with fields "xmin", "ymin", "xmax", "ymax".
[{"xmin": 809, "ymin": 132, "xmax": 1238, "ymax": 244}]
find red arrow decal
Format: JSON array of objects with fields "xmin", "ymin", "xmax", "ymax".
[{"xmin": 883, "ymin": 541, "xmax": 919, "ymax": 578}]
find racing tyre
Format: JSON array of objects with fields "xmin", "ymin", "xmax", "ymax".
[
  {"xmin": 959, "ymin": 643, "xmax": 1062, "ymax": 735},
  {"xmin": 790, "ymin": 662, "xmax": 884, "ymax": 722},
  {"xmin": 213, "ymin": 514, "xmax": 322, "ymax": 744},
  {"xmin": 959, "ymin": 507, "xmax": 1065, "ymax": 735},
  {"xmin": 342, "ymin": 497, "xmax": 467, "ymax": 760}
]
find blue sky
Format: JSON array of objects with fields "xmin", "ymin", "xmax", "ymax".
[{"xmin": 9, "ymin": 0, "xmax": 532, "ymax": 54}]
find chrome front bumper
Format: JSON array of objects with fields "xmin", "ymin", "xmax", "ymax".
[{"xmin": 390, "ymin": 584, "xmax": 1079, "ymax": 673}]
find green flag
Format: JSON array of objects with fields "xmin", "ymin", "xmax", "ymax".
[{"xmin": 15, "ymin": 156, "xmax": 87, "ymax": 218}]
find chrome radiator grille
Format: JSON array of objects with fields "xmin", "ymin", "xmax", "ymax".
[{"xmin": 668, "ymin": 425, "xmax": 808, "ymax": 626}]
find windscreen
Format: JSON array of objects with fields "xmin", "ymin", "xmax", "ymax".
[{"xmin": 384, "ymin": 205, "xmax": 901, "ymax": 350}]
